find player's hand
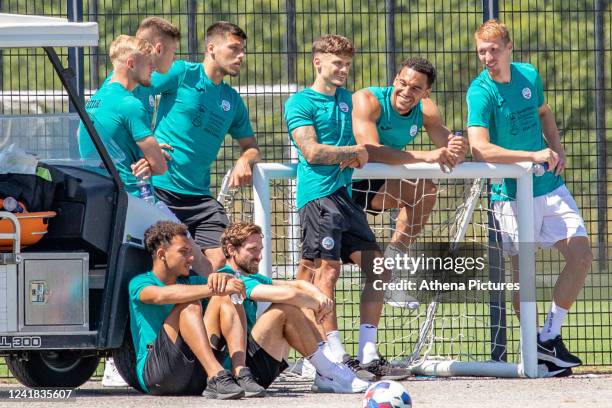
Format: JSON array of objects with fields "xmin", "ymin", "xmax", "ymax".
[
  {"xmin": 229, "ymin": 156, "xmax": 253, "ymax": 187},
  {"xmin": 159, "ymin": 143, "xmax": 174, "ymax": 161},
  {"xmin": 532, "ymin": 148, "xmax": 560, "ymax": 175},
  {"xmin": 130, "ymin": 158, "xmax": 152, "ymax": 179},
  {"xmin": 553, "ymin": 149, "xmax": 566, "ymax": 176},
  {"xmin": 207, "ymin": 272, "xmax": 231, "ymax": 294},
  {"xmin": 221, "ymin": 277, "xmax": 246, "ymax": 298},
  {"xmin": 447, "ymin": 134, "xmax": 469, "ymax": 164},
  {"xmin": 426, "ymin": 147, "xmax": 458, "ymax": 172}
]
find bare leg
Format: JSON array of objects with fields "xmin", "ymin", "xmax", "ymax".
[
  {"xmin": 250, "ymin": 304, "xmax": 323, "ymax": 361},
  {"xmin": 296, "ymin": 259, "xmax": 316, "ymax": 282},
  {"xmin": 204, "ymin": 247, "xmax": 227, "ymax": 271},
  {"xmin": 163, "ymin": 301, "xmax": 224, "ymax": 379},
  {"xmin": 313, "ymin": 259, "xmax": 341, "ymax": 334},
  {"xmin": 370, "ymin": 179, "xmax": 438, "ymax": 248},
  {"xmin": 203, "ymin": 295, "xmax": 248, "ymax": 375},
  {"xmin": 552, "ymin": 236, "xmax": 591, "ymax": 309},
  {"xmin": 350, "ymin": 250, "xmax": 389, "ymax": 327}
]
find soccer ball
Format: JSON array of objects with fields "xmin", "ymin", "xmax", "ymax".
[{"xmin": 362, "ymin": 380, "xmax": 412, "ymax": 408}]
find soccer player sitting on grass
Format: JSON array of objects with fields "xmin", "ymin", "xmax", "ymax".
[
  {"xmin": 284, "ymin": 34, "xmax": 410, "ymax": 380},
  {"xmin": 351, "ymin": 57, "xmax": 468, "ymax": 254},
  {"xmin": 128, "ymin": 220, "xmax": 246, "ymax": 398},
  {"xmin": 466, "ymin": 19, "xmax": 592, "ymax": 375},
  {"xmin": 205, "ymin": 222, "xmax": 370, "ymax": 394}
]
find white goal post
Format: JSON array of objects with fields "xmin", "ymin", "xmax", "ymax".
[{"xmin": 252, "ymin": 161, "xmax": 539, "ymax": 378}]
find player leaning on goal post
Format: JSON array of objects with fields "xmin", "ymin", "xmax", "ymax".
[
  {"xmin": 466, "ymin": 19, "xmax": 592, "ymax": 375},
  {"xmin": 284, "ymin": 34, "xmax": 410, "ymax": 380},
  {"xmin": 351, "ymin": 57, "xmax": 468, "ymax": 256}
]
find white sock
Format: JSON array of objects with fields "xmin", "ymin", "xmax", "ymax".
[
  {"xmin": 307, "ymin": 347, "xmax": 337, "ymax": 378},
  {"xmin": 358, "ymin": 324, "xmax": 379, "ymax": 364},
  {"xmin": 326, "ymin": 331, "xmax": 347, "ymax": 363},
  {"xmin": 540, "ymin": 302, "xmax": 568, "ymax": 342}
]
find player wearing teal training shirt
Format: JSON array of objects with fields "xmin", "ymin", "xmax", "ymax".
[
  {"xmin": 467, "ymin": 19, "xmax": 591, "ymax": 375},
  {"xmin": 284, "ymin": 35, "xmax": 409, "ymax": 381},
  {"xmin": 351, "ymin": 57, "xmax": 468, "ymax": 254},
  {"xmin": 204, "ymin": 223, "xmax": 369, "ymax": 393},
  {"xmin": 78, "ymin": 35, "xmax": 167, "ymax": 195},
  {"xmin": 151, "ymin": 21, "xmax": 261, "ymax": 271},
  {"xmin": 128, "ymin": 221, "xmax": 245, "ymax": 398}
]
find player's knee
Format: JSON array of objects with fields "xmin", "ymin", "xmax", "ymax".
[
  {"xmin": 423, "ymin": 183, "xmax": 438, "ymax": 206},
  {"xmin": 570, "ymin": 246, "xmax": 592, "ymax": 272},
  {"xmin": 318, "ymin": 264, "xmax": 340, "ymax": 286},
  {"xmin": 180, "ymin": 300, "xmax": 203, "ymax": 315}
]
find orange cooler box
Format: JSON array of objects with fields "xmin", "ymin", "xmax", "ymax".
[{"xmin": 0, "ymin": 200, "xmax": 56, "ymax": 250}]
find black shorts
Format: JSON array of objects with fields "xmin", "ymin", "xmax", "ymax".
[
  {"xmin": 155, "ymin": 187, "xmax": 229, "ymax": 249},
  {"xmin": 352, "ymin": 179, "xmax": 386, "ymax": 213},
  {"xmin": 298, "ymin": 187, "xmax": 380, "ymax": 263},
  {"xmin": 143, "ymin": 326, "xmax": 228, "ymax": 396},
  {"xmin": 246, "ymin": 334, "xmax": 288, "ymax": 389}
]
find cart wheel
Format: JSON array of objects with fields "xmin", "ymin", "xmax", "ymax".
[
  {"xmin": 5, "ymin": 351, "xmax": 100, "ymax": 388},
  {"xmin": 112, "ymin": 327, "xmax": 143, "ymax": 392}
]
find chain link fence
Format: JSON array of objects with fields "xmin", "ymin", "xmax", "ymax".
[{"xmin": 1, "ymin": 0, "xmax": 610, "ymax": 379}]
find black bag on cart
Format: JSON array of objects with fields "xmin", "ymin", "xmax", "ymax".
[{"xmin": 0, "ymin": 164, "xmax": 63, "ymax": 212}]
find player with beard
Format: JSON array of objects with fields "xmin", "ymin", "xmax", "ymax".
[
  {"xmin": 151, "ymin": 21, "xmax": 261, "ymax": 270},
  {"xmin": 204, "ymin": 223, "xmax": 370, "ymax": 394}
]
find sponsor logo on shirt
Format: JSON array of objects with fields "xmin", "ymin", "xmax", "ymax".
[
  {"xmin": 338, "ymin": 102, "xmax": 349, "ymax": 113},
  {"xmin": 321, "ymin": 236, "xmax": 335, "ymax": 251},
  {"xmin": 410, "ymin": 124, "xmax": 418, "ymax": 137},
  {"xmin": 149, "ymin": 95, "xmax": 155, "ymax": 108},
  {"xmin": 221, "ymin": 100, "xmax": 231, "ymax": 111},
  {"xmin": 522, "ymin": 87, "xmax": 532, "ymax": 100}
]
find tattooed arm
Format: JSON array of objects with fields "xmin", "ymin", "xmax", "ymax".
[{"xmin": 291, "ymin": 125, "xmax": 368, "ymax": 167}]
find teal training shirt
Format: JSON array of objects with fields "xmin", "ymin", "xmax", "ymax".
[
  {"xmin": 151, "ymin": 60, "xmax": 254, "ymax": 196},
  {"xmin": 78, "ymin": 82, "xmax": 152, "ymax": 196},
  {"xmin": 128, "ymin": 271, "xmax": 207, "ymax": 392},
  {"xmin": 101, "ymin": 71, "xmax": 157, "ymax": 128},
  {"xmin": 216, "ymin": 264, "xmax": 272, "ymax": 334},
  {"xmin": 284, "ymin": 87, "xmax": 355, "ymax": 209},
  {"xmin": 368, "ymin": 86, "xmax": 423, "ymax": 150},
  {"xmin": 466, "ymin": 62, "xmax": 564, "ymax": 201}
]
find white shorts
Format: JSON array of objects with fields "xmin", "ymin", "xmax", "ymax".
[{"xmin": 492, "ymin": 185, "xmax": 588, "ymax": 256}]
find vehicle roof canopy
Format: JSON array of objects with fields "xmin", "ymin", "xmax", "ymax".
[{"xmin": 0, "ymin": 13, "xmax": 98, "ymax": 48}]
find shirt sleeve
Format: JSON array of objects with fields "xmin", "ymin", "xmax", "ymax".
[
  {"xmin": 228, "ymin": 96, "xmax": 254, "ymax": 139},
  {"xmin": 284, "ymin": 94, "xmax": 314, "ymax": 133},
  {"xmin": 150, "ymin": 60, "xmax": 186, "ymax": 95},
  {"xmin": 128, "ymin": 275, "xmax": 151, "ymax": 304},
  {"xmin": 242, "ymin": 274, "xmax": 272, "ymax": 299},
  {"xmin": 125, "ymin": 100, "xmax": 153, "ymax": 142},
  {"xmin": 466, "ymin": 82, "xmax": 493, "ymax": 129}
]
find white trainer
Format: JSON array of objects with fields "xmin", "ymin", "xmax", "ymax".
[
  {"xmin": 311, "ymin": 363, "xmax": 370, "ymax": 393},
  {"xmin": 102, "ymin": 358, "xmax": 128, "ymax": 387}
]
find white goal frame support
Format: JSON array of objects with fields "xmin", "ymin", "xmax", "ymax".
[{"xmin": 253, "ymin": 161, "xmax": 538, "ymax": 378}]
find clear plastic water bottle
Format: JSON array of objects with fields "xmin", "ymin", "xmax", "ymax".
[
  {"xmin": 532, "ymin": 162, "xmax": 549, "ymax": 177},
  {"xmin": 2, "ymin": 196, "xmax": 25, "ymax": 213},
  {"xmin": 230, "ymin": 269, "xmax": 244, "ymax": 305},
  {"xmin": 137, "ymin": 176, "xmax": 155, "ymax": 205},
  {"xmin": 453, "ymin": 130, "xmax": 463, "ymax": 138}
]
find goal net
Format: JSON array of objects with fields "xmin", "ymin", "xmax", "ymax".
[{"xmin": 218, "ymin": 161, "xmax": 541, "ymax": 378}]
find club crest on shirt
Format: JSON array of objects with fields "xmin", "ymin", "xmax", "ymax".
[
  {"xmin": 410, "ymin": 124, "xmax": 418, "ymax": 137},
  {"xmin": 221, "ymin": 100, "xmax": 231, "ymax": 112},
  {"xmin": 338, "ymin": 102, "xmax": 349, "ymax": 113},
  {"xmin": 522, "ymin": 87, "xmax": 532, "ymax": 100},
  {"xmin": 321, "ymin": 236, "xmax": 335, "ymax": 251}
]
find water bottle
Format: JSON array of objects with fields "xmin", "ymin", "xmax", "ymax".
[
  {"xmin": 533, "ymin": 162, "xmax": 549, "ymax": 177},
  {"xmin": 453, "ymin": 130, "xmax": 463, "ymax": 138},
  {"xmin": 2, "ymin": 197, "xmax": 25, "ymax": 213},
  {"xmin": 137, "ymin": 176, "xmax": 155, "ymax": 205},
  {"xmin": 230, "ymin": 269, "xmax": 244, "ymax": 305}
]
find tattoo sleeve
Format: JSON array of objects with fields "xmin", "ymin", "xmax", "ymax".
[{"xmin": 292, "ymin": 126, "xmax": 359, "ymax": 165}]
